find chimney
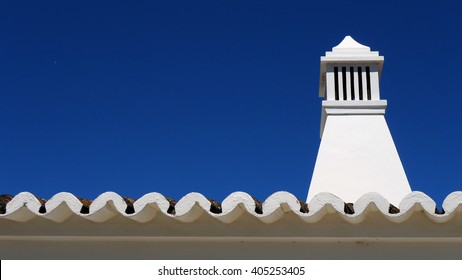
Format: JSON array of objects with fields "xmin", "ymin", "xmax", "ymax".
[{"xmin": 307, "ymin": 36, "xmax": 412, "ymax": 206}]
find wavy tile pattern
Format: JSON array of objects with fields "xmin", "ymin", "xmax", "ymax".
[{"xmin": 1, "ymin": 191, "xmax": 462, "ymax": 224}]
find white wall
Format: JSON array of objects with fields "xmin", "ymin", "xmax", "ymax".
[{"xmin": 1, "ymin": 211, "xmax": 461, "ymax": 259}]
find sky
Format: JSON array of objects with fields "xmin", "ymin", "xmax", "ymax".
[{"xmin": 1, "ymin": 1, "xmax": 461, "ymax": 207}]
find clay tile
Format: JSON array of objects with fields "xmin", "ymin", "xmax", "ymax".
[
  {"xmin": 77, "ymin": 197, "xmax": 93, "ymax": 214},
  {"xmin": 166, "ymin": 197, "xmax": 177, "ymax": 215},
  {"xmin": 344, "ymin": 203, "xmax": 355, "ymax": 215},
  {"xmin": 298, "ymin": 198, "xmax": 309, "ymax": 213},
  {"xmin": 389, "ymin": 204, "xmax": 400, "ymax": 214},
  {"xmin": 123, "ymin": 197, "xmax": 136, "ymax": 214},
  {"xmin": 252, "ymin": 197, "xmax": 263, "ymax": 214},
  {"xmin": 207, "ymin": 198, "xmax": 222, "ymax": 214},
  {"xmin": 0, "ymin": 194, "xmax": 14, "ymax": 214},
  {"xmin": 35, "ymin": 196, "xmax": 47, "ymax": 214}
]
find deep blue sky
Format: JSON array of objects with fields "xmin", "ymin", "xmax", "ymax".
[{"xmin": 1, "ymin": 1, "xmax": 461, "ymax": 206}]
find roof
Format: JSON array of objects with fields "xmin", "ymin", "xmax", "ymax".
[
  {"xmin": 3, "ymin": 191, "xmax": 462, "ymax": 260},
  {"xmin": 1, "ymin": 191, "xmax": 460, "ymax": 224}
]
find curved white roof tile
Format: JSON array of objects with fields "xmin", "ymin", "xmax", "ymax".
[
  {"xmin": 0, "ymin": 191, "xmax": 458, "ymax": 224},
  {"xmin": 4, "ymin": 192, "xmax": 44, "ymax": 222},
  {"xmin": 218, "ymin": 191, "xmax": 258, "ymax": 223},
  {"xmin": 130, "ymin": 192, "xmax": 170, "ymax": 223},
  {"xmin": 302, "ymin": 192, "xmax": 345, "ymax": 223},
  {"xmin": 442, "ymin": 191, "xmax": 462, "ymax": 213},
  {"xmin": 174, "ymin": 192, "xmax": 211, "ymax": 222},
  {"xmin": 79, "ymin": 192, "xmax": 125, "ymax": 222},
  {"xmin": 42, "ymin": 192, "xmax": 84, "ymax": 222},
  {"xmin": 262, "ymin": 191, "xmax": 304, "ymax": 223}
]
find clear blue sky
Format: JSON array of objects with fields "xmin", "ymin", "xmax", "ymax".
[{"xmin": 1, "ymin": 1, "xmax": 461, "ymax": 207}]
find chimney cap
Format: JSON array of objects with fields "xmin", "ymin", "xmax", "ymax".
[
  {"xmin": 332, "ymin": 35, "xmax": 371, "ymax": 53},
  {"xmin": 319, "ymin": 36, "xmax": 384, "ymax": 98}
]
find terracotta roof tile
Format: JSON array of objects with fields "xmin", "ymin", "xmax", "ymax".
[
  {"xmin": 0, "ymin": 194, "xmax": 13, "ymax": 215},
  {"xmin": 166, "ymin": 197, "xmax": 177, "ymax": 215},
  {"xmin": 388, "ymin": 204, "xmax": 400, "ymax": 214}
]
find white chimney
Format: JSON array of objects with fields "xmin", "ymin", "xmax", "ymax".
[{"xmin": 307, "ymin": 36, "xmax": 412, "ymax": 206}]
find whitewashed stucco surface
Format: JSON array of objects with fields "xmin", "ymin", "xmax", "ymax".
[{"xmin": 308, "ymin": 36, "xmax": 412, "ymax": 204}]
